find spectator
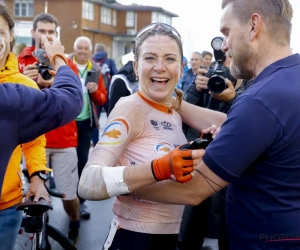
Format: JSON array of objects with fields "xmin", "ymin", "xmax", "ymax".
[
  {"xmin": 200, "ymin": 51, "xmax": 213, "ymax": 69},
  {"xmin": 108, "ymin": 60, "xmax": 138, "ymax": 115},
  {"xmin": 18, "ymin": 12, "xmax": 81, "ymax": 243},
  {"xmin": 69, "ymin": 36, "xmax": 107, "ymax": 220},
  {"xmin": 183, "ymin": 55, "xmax": 236, "ymax": 141},
  {"xmin": 92, "ymin": 43, "xmax": 118, "ymax": 145},
  {"xmin": 0, "ymin": 25, "xmax": 83, "ymax": 250},
  {"xmin": 177, "ymin": 52, "xmax": 201, "ymax": 93},
  {"xmin": 176, "ymin": 0, "xmax": 300, "ymax": 249}
]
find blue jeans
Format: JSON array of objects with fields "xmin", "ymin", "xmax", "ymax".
[{"xmin": 0, "ymin": 205, "xmax": 23, "ymax": 250}]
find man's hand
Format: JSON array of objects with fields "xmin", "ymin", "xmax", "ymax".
[
  {"xmin": 195, "ymin": 68, "xmax": 209, "ymax": 91},
  {"xmin": 86, "ymin": 82, "xmax": 98, "ymax": 93},
  {"xmin": 210, "ymin": 79, "xmax": 236, "ymax": 102},
  {"xmin": 151, "ymin": 146, "xmax": 205, "ymax": 183},
  {"xmin": 23, "ymin": 63, "xmax": 38, "ymax": 80},
  {"xmin": 41, "ymin": 35, "xmax": 65, "ymax": 60},
  {"xmin": 36, "ymin": 73, "xmax": 55, "ymax": 88},
  {"xmin": 25, "ymin": 176, "xmax": 50, "ymax": 203},
  {"xmin": 202, "ymin": 124, "xmax": 221, "ymax": 139},
  {"xmin": 41, "ymin": 35, "xmax": 66, "ymax": 71}
]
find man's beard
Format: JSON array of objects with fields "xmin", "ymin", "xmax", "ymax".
[{"xmin": 229, "ymin": 40, "xmax": 254, "ymax": 80}]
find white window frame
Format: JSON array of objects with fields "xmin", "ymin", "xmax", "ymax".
[
  {"xmin": 101, "ymin": 6, "xmax": 111, "ymax": 25},
  {"xmin": 126, "ymin": 11, "xmax": 135, "ymax": 27},
  {"xmin": 152, "ymin": 12, "xmax": 171, "ymax": 25},
  {"xmin": 14, "ymin": 0, "xmax": 34, "ymax": 17},
  {"xmin": 82, "ymin": 1, "xmax": 94, "ymax": 21},
  {"xmin": 112, "ymin": 10, "xmax": 117, "ymax": 26},
  {"xmin": 151, "ymin": 12, "xmax": 159, "ymax": 23}
]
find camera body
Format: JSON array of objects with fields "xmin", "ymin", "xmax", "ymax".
[
  {"xmin": 203, "ymin": 37, "xmax": 236, "ymax": 94},
  {"xmin": 37, "ymin": 63, "xmax": 53, "ymax": 80}
]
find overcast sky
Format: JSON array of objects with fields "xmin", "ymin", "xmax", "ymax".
[{"xmin": 119, "ymin": 0, "xmax": 300, "ymax": 58}]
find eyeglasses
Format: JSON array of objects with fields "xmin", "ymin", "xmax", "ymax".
[{"xmin": 136, "ymin": 22, "xmax": 181, "ymax": 40}]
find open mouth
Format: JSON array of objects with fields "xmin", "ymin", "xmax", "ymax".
[{"xmin": 151, "ymin": 78, "xmax": 169, "ymax": 85}]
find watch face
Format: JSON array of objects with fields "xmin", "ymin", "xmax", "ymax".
[{"xmin": 39, "ymin": 172, "xmax": 48, "ymax": 181}]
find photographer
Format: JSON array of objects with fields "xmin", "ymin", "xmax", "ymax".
[{"xmin": 179, "ymin": 46, "xmax": 237, "ymax": 250}]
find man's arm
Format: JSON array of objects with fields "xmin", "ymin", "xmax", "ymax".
[
  {"xmin": 133, "ymin": 160, "xmax": 228, "ymax": 205},
  {"xmin": 18, "ymin": 65, "xmax": 83, "ymax": 144},
  {"xmin": 175, "ymin": 100, "xmax": 226, "ymax": 131}
]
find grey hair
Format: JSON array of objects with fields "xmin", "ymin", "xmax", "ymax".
[
  {"xmin": 74, "ymin": 36, "xmax": 92, "ymax": 51},
  {"xmin": 94, "ymin": 43, "xmax": 106, "ymax": 52}
]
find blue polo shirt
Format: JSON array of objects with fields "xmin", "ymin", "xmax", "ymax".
[{"xmin": 203, "ymin": 54, "xmax": 300, "ymax": 249}]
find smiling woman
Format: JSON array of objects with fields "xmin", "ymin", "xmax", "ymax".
[{"xmin": 77, "ymin": 22, "xmax": 210, "ymax": 250}]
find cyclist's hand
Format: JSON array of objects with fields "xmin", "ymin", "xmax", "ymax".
[
  {"xmin": 25, "ymin": 176, "xmax": 50, "ymax": 203},
  {"xmin": 151, "ymin": 146, "xmax": 205, "ymax": 183}
]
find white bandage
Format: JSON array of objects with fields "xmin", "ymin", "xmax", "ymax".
[{"xmin": 102, "ymin": 166, "xmax": 130, "ymax": 197}]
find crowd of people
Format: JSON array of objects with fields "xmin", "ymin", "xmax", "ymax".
[{"xmin": 0, "ymin": 0, "xmax": 299, "ymax": 250}]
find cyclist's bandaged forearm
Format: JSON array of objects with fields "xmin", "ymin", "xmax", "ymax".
[{"xmin": 78, "ymin": 165, "xmax": 130, "ymax": 200}]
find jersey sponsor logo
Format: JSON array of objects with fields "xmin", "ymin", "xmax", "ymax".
[
  {"xmin": 98, "ymin": 117, "xmax": 129, "ymax": 146},
  {"xmin": 150, "ymin": 119, "xmax": 160, "ymax": 130},
  {"xmin": 161, "ymin": 121, "xmax": 173, "ymax": 130},
  {"xmin": 155, "ymin": 142, "xmax": 174, "ymax": 156}
]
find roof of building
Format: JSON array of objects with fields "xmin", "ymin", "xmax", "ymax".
[{"xmin": 89, "ymin": 0, "xmax": 179, "ymax": 17}]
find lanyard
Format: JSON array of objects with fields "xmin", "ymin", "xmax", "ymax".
[
  {"xmin": 73, "ymin": 56, "xmax": 92, "ymax": 78},
  {"xmin": 78, "ymin": 65, "xmax": 88, "ymax": 78}
]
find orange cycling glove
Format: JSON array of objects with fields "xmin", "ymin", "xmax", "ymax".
[{"xmin": 151, "ymin": 146, "xmax": 194, "ymax": 183}]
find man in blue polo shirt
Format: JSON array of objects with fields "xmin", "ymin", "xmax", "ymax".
[
  {"xmin": 183, "ymin": 0, "xmax": 299, "ymax": 249},
  {"xmin": 171, "ymin": 0, "xmax": 300, "ymax": 249}
]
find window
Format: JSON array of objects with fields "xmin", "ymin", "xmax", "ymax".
[
  {"xmin": 152, "ymin": 12, "xmax": 158, "ymax": 23},
  {"xmin": 126, "ymin": 11, "xmax": 134, "ymax": 27},
  {"xmin": 152, "ymin": 12, "xmax": 171, "ymax": 25},
  {"xmin": 14, "ymin": 0, "xmax": 34, "ymax": 17},
  {"xmin": 101, "ymin": 6, "xmax": 111, "ymax": 25},
  {"xmin": 112, "ymin": 10, "xmax": 117, "ymax": 26},
  {"xmin": 82, "ymin": 1, "xmax": 94, "ymax": 21}
]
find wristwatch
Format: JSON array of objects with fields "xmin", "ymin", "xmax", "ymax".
[{"xmin": 30, "ymin": 171, "xmax": 48, "ymax": 181}]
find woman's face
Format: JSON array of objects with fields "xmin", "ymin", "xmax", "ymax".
[
  {"xmin": 0, "ymin": 15, "xmax": 13, "ymax": 60},
  {"xmin": 134, "ymin": 35, "xmax": 183, "ymax": 106}
]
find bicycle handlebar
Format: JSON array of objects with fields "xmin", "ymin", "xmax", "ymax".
[
  {"xmin": 45, "ymin": 185, "xmax": 66, "ymax": 199},
  {"xmin": 22, "ymin": 169, "xmax": 66, "ymax": 199}
]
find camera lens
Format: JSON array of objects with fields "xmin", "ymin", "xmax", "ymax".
[{"xmin": 207, "ymin": 75, "xmax": 226, "ymax": 94}]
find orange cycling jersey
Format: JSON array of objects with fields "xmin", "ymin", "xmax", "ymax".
[{"xmin": 86, "ymin": 92, "xmax": 188, "ymax": 234}]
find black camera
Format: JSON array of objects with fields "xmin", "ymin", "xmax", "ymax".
[
  {"xmin": 204, "ymin": 37, "xmax": 236, "ymax": 94},
  {"xmin": 37, "ymin": 63, "xmax": 53, "ymax": 80}
]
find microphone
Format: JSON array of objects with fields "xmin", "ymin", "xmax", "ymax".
[{"xmin": 33, "ymin": 49, "xmax": 50, "ymax": 65}]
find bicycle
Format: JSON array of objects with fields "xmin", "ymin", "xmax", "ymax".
[{"xmin": 14, "ymin": 171, "xmax": 77, "ymax": 250}]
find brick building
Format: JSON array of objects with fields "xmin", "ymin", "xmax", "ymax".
[{"xmin": 4, "ymin": 0, "xmax": 178, "ymax": 67}]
